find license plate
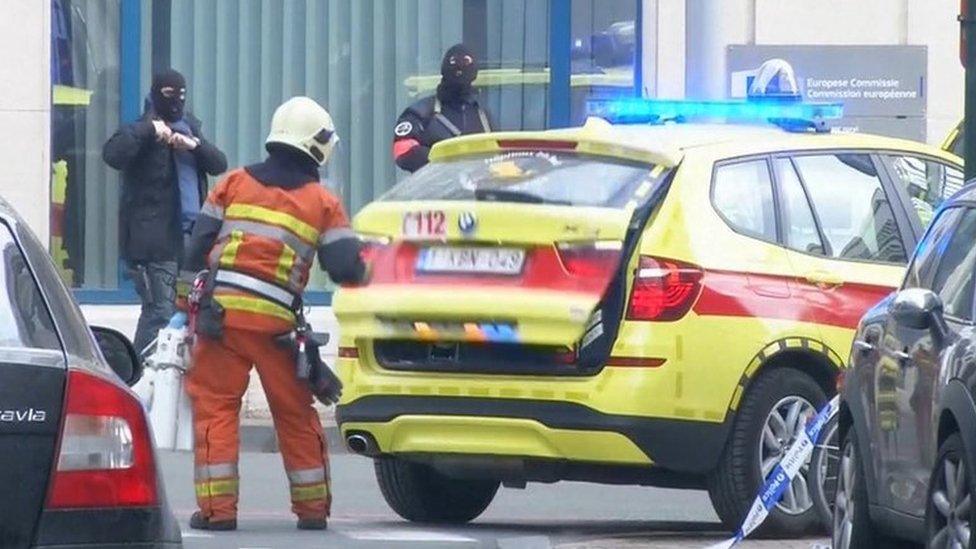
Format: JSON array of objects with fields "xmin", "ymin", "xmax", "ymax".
[{"xmin": 416, "ymin": 247, "xmax": 525, "ymax": 275}]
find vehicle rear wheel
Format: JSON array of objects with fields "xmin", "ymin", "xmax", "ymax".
[
  {"xmin": 373, "ymin": 457, "xmax": 499, "ymax": 523},
  {"xmin": 926, "ymin": 433, "xmax": 975, "ymax": 549},
  {"xmin": 707, "ymin": 367, "xmax": 825, "ymax": 537},
  {"xmin": 809, "ymin": 414, "xmax": 840, "ymax": 533},
  {"xmin": 832, "ymin": 428, "xmax": 884, "ymax": 548}
]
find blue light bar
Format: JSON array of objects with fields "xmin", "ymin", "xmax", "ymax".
[{"xmin": 587, "ymin": 98, "xmax": 844, "ymax": 129}]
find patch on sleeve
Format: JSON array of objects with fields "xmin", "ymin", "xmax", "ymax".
[{"xmin": 394, "ymin": 121, "xmax": 414, "ymax": 137}]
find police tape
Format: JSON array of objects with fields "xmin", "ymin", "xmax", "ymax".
[{"xmin": 707, "ymin": 395, "xmax": 840, "ymax": 549}]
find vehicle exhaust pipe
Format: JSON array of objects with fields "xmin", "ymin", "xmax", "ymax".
[{"xmin": 346, "ymin": 433, "xmax": 375, "ymax": 456}]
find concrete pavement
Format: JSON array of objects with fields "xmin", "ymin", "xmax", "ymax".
[{"xmin": 160, "ymin": 451, "xmax": 829, "ymax": 548}]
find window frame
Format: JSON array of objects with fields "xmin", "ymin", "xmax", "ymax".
[
  {"xmin": 901, "ymin": 206, "xmax": 964, "ymax": 293},
  {"xmin": 769, "ymin": 155, "xmax": 831, "ymax": 257},
  {"xmin": 875, "ymin": 152, "xmax": 965, "ymax": 239},
  {"xmin": 709, "ymin": 154, "xmax": 781, "ymax": 246},
  {"xmin": 915, "ymin": 205, "xmax": 976, "ymax": 324},
  {"xmin": 0, "ymin": 218, "xmax": 66, "ymax": 356},
  {"xmin": 782, "ymin": 150, "xmax": 915, "ymax": 267},
  {"xmin": 710, "ymin": 148, "xmax": 920, "ymax": 268}
]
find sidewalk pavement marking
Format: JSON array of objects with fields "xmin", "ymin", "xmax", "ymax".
[{"xmin": 346, "ymin": 528, "xmax": 479, "ymax": 542}]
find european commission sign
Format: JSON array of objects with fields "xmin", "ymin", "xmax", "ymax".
[{"xmin": 728, "ymin": 45, "xmax": 927, "ymax": 141}]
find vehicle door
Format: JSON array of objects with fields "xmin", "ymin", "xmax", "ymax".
[
  {"xmin": 0, "ymin": 221, "xmax": 67, "ymax": 547},
  {"xmin": 774, "ymin": 153, "xmax": 912, "ymax": 357},
  {"xmin": 706, "ymin": 156, "xmax": 800, "ymax": 326},
  {"xmin": 849, "ymin": 206, "xmax": 961, "ymax": 511},
  {"xmin": 882, "ymin": 205, "xmax": 976, "ymax": 516}
]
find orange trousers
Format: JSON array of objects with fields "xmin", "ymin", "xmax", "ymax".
[{"xmin": 186, "ymin": 327, "xmax": 331, "ymax": 521}]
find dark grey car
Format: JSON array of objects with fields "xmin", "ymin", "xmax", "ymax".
[
  {"xmin": 0, "ymin": 199, "xmax": 181, "ymax": 548},
  {"xmin": 835, "ymin": 183, "xmax": 976, "ymax": 548}
]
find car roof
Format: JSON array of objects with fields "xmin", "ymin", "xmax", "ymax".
[
  {"xmin": 608, "ymin": 122, "xmax": 960, "ymax": 160},
  {"xmin": 608, "ymin": 123, "xmax": 792, "ymax": 150},
  {"xmin": 0, "ymin": 198, "xmax": 22, "ymax": 227},
  {"xmin": 431, "ymin": 119, "xmax": 960, "ymax": 168},
  {"xmin": 946, "ymin": 180, "xmax": 976, "ymax": 205}
]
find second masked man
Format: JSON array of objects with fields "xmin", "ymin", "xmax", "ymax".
[{"xmin": 392, "ymin": 43, "xmax": 494, "ymax": 173}]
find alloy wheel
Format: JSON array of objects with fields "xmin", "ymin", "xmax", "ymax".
[
  {"xmin": 931, "ymin": 454, "xmax": 972, "ymax": 549},
  {"xmin": 759, "ymin": 395, "xmax": 817, "ymax": 515},
  {"xmin": 812, "ymin": 417, "xmax": 840, "ymax": 524},
  {"xmin": 832, "ymin": 438, "xmax": 856, "ymax": 549}
]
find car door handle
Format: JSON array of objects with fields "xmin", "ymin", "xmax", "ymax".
[{"xmin": 802, "ymin": 270, "xmax": 845, "ymax": 288}]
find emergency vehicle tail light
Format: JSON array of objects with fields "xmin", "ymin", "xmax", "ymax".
[
  {"xmin": 627, "ymin": 256, "xmax": 703, "ymax": 321},
  {"xmin": 556, "ymin": 240, "xmax": 623, "ymax": 279},
  {"xmin": 46, "ymin": 369, "xmax": 158, "ymax": 509}
]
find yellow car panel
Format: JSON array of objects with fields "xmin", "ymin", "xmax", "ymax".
[
  {"xmin": 335, "ymin": 285, "xmax": 602, "ymax": 347},
  {"xmin": 343, "ymin": 416, "xmax": 651, "ymax": 464},
  {"xmin": 334, "ymin": 118, "xmax": 961, "ymax": 477},
  {"xmin": 354, "ymin": 200, "xmax": 633, "ymax": 245}
]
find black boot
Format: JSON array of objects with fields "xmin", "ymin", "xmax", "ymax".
[
  {"xmin": 297, "ymin": 517, "xmax": 328, "ymax": 530},
  {"xmin": 190, "ymin": 511, "xmax": 237, "ymax": 531}
]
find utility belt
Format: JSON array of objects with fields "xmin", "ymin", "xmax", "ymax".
[
  {"xmin": 193, "ymin": 269, "xmax": 342, "ymax": 404},
  {"xmin": 193, "ymin": 269, "xmax": 301, "ymax": 340}
]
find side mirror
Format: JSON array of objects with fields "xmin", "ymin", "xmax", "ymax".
[
  {"xmin": 91, "ymin": 326, "xmax": 143, "ymax": 386},
  {"xmin": 891, "ymin": 288, "xmax": 944, "ymax": 331}
]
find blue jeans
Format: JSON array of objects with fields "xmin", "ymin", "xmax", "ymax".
[{"xmin": 129, "ymin": 261, "xmax": 178, "ymax": 354}]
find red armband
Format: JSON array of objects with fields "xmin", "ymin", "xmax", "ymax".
[{"xmin": 393, "ymin": 138, "xmax": 420, "ymax": 159}]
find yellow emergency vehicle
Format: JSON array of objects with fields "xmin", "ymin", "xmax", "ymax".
[{"xmin": 335, "ymin": 65, "xmax": 963, "ymax": 535}]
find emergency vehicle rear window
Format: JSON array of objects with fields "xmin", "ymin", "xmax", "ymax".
[{"xmin": 381, "ymin": 151, "xmax": 665, "ymax": 208}]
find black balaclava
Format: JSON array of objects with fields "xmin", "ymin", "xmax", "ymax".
[
  {"xmin": 436, "ymin": 44, "xmax": 478, "ymax": 104},
  {"xmin": 150, "ymin": 69, "xmax": 187, "ymax": 122}
]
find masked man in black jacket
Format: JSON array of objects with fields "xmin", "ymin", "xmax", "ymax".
[
  {"xmin": 103, "ymin": 69, "xmax": 227, "ymax": 352},
  {"xmin": 392, "ymin": 44, "xmax": 493, "ymax": 173}
]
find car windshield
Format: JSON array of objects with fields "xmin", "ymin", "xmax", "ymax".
[{"xmin": 381, "ymin": 151, "xmax": 661, "ymax": 208}]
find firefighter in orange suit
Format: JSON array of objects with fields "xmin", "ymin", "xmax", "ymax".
[{"xmin": 181, "ymin": 96, "xmax": 365, "ymax": 531}]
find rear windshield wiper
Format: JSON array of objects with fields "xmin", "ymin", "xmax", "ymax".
[{"xmin": 474, "ymin": 188, "xmax": 571, "ymax": 206}]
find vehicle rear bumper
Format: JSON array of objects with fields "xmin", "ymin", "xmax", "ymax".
[
  {"xmin": 337, "ymin": 395, "xmax": 731, "ymax": 474},
  {"xmin": 33, "ymin": 507, "xmax": 182, "ymax": 548}
]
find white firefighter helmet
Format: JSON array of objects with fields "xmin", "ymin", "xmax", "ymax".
[{"xmin": 266, "ymin": 96, "xmax": 339, "ymax": 166}]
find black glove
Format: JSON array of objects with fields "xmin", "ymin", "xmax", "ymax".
[
  {"xmin": 275, "ymin": 330, "xmax": 343, "ymax": 405},
  {"xmin": 193, "ymin": 270, "xmax": 224, "ymax": 340},
  {"xmin": 194, "ymin": 298, "xmax": 225, "ymax": 340},
  {"xmin": 305, "ymin": 339, "xmax": 343, "ymax": 406}
]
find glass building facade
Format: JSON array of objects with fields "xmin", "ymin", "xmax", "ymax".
[{"xmin": 50, "ymin": 0, "xmax": 640, "ymax": 298}]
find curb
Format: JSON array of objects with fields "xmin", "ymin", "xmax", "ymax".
[{"xmin": 241, "ymin": 423, "xmax": 346, "ymax": 454}]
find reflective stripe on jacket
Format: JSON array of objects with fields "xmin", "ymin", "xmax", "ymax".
[{"xmin": 202, "ymin": 168, "xmax": 351, "ymax": 332}]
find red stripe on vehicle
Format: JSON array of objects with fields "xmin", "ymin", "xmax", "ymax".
[
  {"xmin": 692, "ymin": 269, "xmax": 893, "ymax": 330},
  {"xmin": 393, "ymin": 138, "xmax": 420, "ymax": 159},
  {"xmin": 366, "ymin": 243, "xmax": 614, "ymax": 295},
  {"xmin": 338, "ymin": 347, "xmax": 359, "ymax": 358}
]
